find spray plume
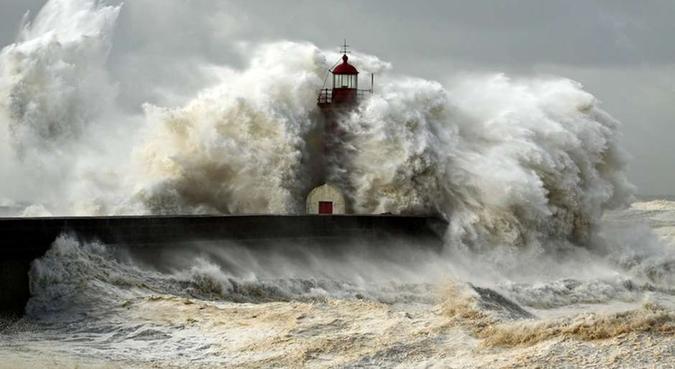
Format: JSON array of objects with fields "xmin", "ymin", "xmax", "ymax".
[{"xmin": 0, "ymin": 0, "xmax": 634, "ymax": 253}]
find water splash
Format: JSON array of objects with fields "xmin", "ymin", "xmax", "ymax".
[
  {"xmin": 0, "ymin": 1, "xmax": 635, "ymax": 256},
  {"xmin": 0, "ymin": 0, "xmax": 119, "ymax": 154}
]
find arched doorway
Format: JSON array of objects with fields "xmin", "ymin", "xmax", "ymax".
[{"xmin": 306, "ymin": 184, "xmax": 346, "ymax": 215}]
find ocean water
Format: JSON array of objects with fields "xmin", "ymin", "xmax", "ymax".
[{"xmin": 0, "ymin": 200, "xmax": 673, "ymax": 369}]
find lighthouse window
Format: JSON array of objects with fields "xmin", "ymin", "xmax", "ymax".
[
  {"xmin": 334, "ymin": 75, "xmax": 357, "ymax": 88},
  {"xmin": 335, "ymin": 75, "xmax": 345, "ymax": 88}
]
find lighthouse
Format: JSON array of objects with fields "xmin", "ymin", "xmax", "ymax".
[{"xmin": 306, "ymin": 41, "xmax": 373, "ymax": 215}]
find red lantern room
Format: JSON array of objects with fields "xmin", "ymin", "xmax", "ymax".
[
  {"xmin": 317, "ymin": 40, "xmax": 373, "ymax": 109},
  {"xmin": 330, "ymin": 54, "xmax": 358, "ymax": 104}
]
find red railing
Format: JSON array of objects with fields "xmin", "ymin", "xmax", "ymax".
[{"xmin": 317, "ymin": 89, "xmax": 332, "ymax": 104}]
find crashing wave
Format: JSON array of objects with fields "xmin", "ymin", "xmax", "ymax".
[
  {"xmin": 0, "ymin": 0, "xmax": 635, "ymax": 256},
  {"xmin": 0, "ymin": 0, "xmax": 119, "ymax": 155}
]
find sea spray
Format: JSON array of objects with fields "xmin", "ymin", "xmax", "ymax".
[
  {"xmin": 133, "ymin": 42, "xmax": 326, "ymax": 214},
  {"xmin": 0, "ymin": 0, "xmax": 121, "ymax": 213},
  {"xmin": 134, "ymin": 57, "xmax": 633, "ymax": 254},
  {"xmin": 337, "ymin": 75, "xmax": 632, "ymax": 252},
  {"xmin": 0, "ymin": 1, "xmax": 635, "ymax": 257},
  {"xmin": 0, "ymin": 0, "xmax": 119, "ymax": 155}
]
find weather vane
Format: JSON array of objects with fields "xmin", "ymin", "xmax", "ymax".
[{"xmin": 339, "ymin": 39, "xmax": 350, "ymax": 55}]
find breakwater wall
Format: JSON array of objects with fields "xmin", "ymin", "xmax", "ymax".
[{"xmin": 0, "ymin": 215, "xmax": 446, "ymax": 315}]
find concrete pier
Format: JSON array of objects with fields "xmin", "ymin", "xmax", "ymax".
[{"xmin": 0, "ymin": 215, "xmax": 446, "ymax": 315}]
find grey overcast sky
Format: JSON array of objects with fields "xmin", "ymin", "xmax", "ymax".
[{"xmin": 1, "ymin": 0, "xmax": 674, "ymax": 195}]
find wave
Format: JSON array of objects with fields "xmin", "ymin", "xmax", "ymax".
[
  {"xmin": 0, "ymin": 0, "xmax": 636, "ymax": 258},
  {"xmin": 133, "ymin": 42, "xmax": 326, "ymax": 215},
  {"xmin": 7, "ymin": 232, "xmax": 671, "ymax": 367},
  {"xmin": 441, "ymin": 282, "xmax": 674, "ymax": 348},
  {"xmin": 26, "ymin": 234, "xmax": 448, "ymax": 321},
  {"xmin": 481, "ymin": 303, "xmax": 674, "ymax": 347}
]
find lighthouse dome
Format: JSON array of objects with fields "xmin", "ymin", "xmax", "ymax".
[{"xmin": 332, "ymin": 55, "xmax": 359, "ymax": 75}]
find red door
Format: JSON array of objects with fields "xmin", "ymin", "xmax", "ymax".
[{"xmin": 318, "ymin": 201, "xmax": 333, "ymax": 214}]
